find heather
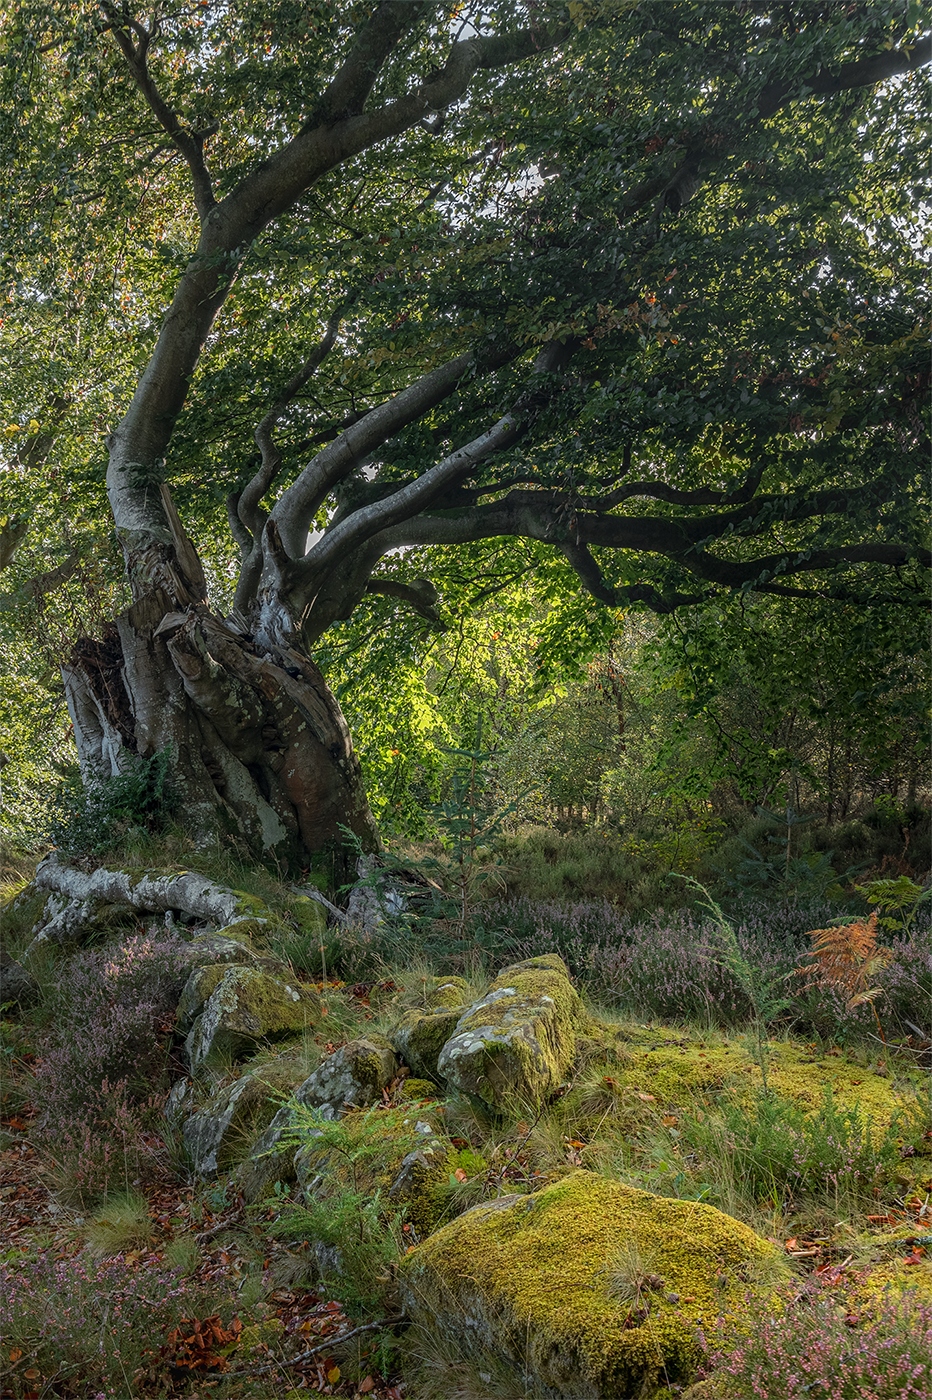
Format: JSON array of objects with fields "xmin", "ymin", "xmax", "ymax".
[
  {"xmin": 31, "ymin": 930, "xmax": 193, "ymax": 1204},
  {"xmin": 700, "ymin": 1293, "xmax": 932, "ymax": 1400},
  {"xmin": 471, "ymin": 895, "xmax": 931, "ymax": 1041},
  {"xmin": 0, "ymin": 1250, "xmax": 211, "ymax": 1400}
]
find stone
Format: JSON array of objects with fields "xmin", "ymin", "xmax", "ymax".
[
  {"xmin": 437, "ymin": 954, "xmax": 582, "ymax": 1109},
  {"xmin": 164, "ymin": 1076, "xmax": 195, "ymax": 1126},
  {"xmin": 182, "ymin": 1059, "xmax": 305, "ymax": 1176},
  {"xmin": 424, "ymin": 975, "xmax": 471, "ymax": 1009},
  {"xmin": 236, "ymin": 1036, "xmax": 397, "ymax": 1201},
  {"xmin": 184, "ymin": 965, "xmax": 321, "ymax": 1071},
  {"xmin": 177, "ymin": 945, "xmax": 292, "ymax": 1034},
  {"xmin": 0, "ymin": 946, "xmax": 39, "ymax": 1007},
  {"xmin": 293, "ymin": 1106, "xmax": 449, "ymax": 1239},
  {"xmin": 398, "ymin": 1169, "xmax": 785, "ymax": 1399},
  {"xmin": 392, "ymin": 1005, "xmax": 465, "ymax": 1083},
  {"xmin": 289, "ymin": 896, "xmax": 328, "ymax": 937},
  {"xmin": 345, "ymin": 854, "xmax": 407, "ymax": 931},
  {"xmin": 290, "ymin": 1035, "xmax": 397, "ymax": 1118}
]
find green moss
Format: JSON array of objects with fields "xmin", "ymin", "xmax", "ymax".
[
  {"xmin": 853, "ymin": 1258, "xmax": 932, "ymax": 1310},
  {"xmin": 288, "ymin": 897, "xmax": 327, "ymax": 938},
  {"xmin": 597, "ymin": 1031, "xmax": 909, "ymax": 1138},
  {"xmin": 398, "ymin": 1078, "xmax": 441, "ymax": 1102},
  {"xmin": 399, "ymin": 1169, "xmax": 783, "ymax": 1396},
  {"xmin": 425, "ymin": 976, "xmax": 470, "ymax": 1010},
  {"xmin": 188, "ymin": 966, "xmax": 320, "ymax": 1069},
  {"xmin": 232, "ymin": 890, "xmax": 270, "ymax": 917},
  {"xmin": 393, "ymin": 1005, "xmax": 463, "ymax": 1081},
  {"xmin": 440, "ymin": 957, "xmax": 582, "ymax": 1107}
]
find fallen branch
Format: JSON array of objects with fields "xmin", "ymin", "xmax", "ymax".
[
  {"xmin": 233, "ymin": 1319, "xmax": 395, "ymax": 1376},
  {"xmin": 33, "ymin": 851, "xmax": 266, "ymax": 931}
]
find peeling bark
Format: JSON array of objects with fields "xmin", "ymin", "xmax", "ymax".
[
  {"xmin": 33, "ymin": 851, "xmax": 260, "ymax": 926},
  {"xmin": 63, "ymin": 590, "xmax": 379, "ymax": 870}
]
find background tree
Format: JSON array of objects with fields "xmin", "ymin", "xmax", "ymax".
[{"xmin": 1, "ymin": 0, "xmax": 928, "ymax": 872}]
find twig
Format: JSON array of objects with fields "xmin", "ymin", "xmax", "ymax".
[
  {"xmin": 233, "ymin": 1319, "xmax": 395, "ymax": 1376},
  {"xmin": 194, "ymin": 1206, "xmax": 246, "ymax": 1243}
]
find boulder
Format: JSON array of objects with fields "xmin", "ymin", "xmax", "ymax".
[
  {"xmin": 294, "ymin": 1107, "xmax": 447, "ymax": 1238},
  {"xmin": 345, "ymin": 854, "xmax": 407, "ymax": 931},
  {"xmin": 187, "ymin": 926, "xmax": 280, "ymax": 964},
  {"xmin": 289, "ymin": 896, "xmax": 328, "ymax": 937},
  {"xmin": 176, "ymin": 945, "xmax": 293, "ymax": 1034},
  {"xmin": 236, "ymin": 1036, "xmax": 397, "ymax": 1201},
  {"xmin": 390, "ymin": 975, "xmax": 471, "ymax": 1082},
  {"xmin": 182, "ymin": 1058, "xmax": 305, "ymax": 1176},
  {"xmin": 398, "ymin": 1169, "xmax": 784, "ymax": 1399},
  {"xmin": 184, "ymin": 965, "xmax": 320, "ymax": 1071},
  {"xmin": 393, "ymin": 1006, "xmax": 465, "ymax": 1082},
  {"xmin": 290, "ymin": 1035, "xmax": 397, "ymax": 1118},
  {"xmin": 437, "ymin": 954, "xmax": 582, "ymax": 1108},
  {"xmin": 0, "ymin": 946, "xmax": 39, "ymax": 1007}
]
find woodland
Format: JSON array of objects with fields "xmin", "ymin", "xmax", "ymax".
[{"xmin": 0, "ymin": 2, "xmax": 931, "ymax": 1399}]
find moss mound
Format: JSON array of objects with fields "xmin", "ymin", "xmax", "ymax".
[{"xmin": 399, "ymin": 1168, "xmax": 784, "ymax": 1398}]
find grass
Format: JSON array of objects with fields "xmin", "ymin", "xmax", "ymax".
[
  {"xmin": 85, "ymin": 1191, "xmax": 155, "ymax": 1257},
  {"xmin": 2, "ymin": 819, "xmax": 929, "ymax": 1399}
]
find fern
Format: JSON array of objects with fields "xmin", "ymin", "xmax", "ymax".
[{"xmin": 798, "ymin": 912, "xmax": 892, "ymax": 1041}]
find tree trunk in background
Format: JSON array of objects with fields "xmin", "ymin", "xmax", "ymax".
[{"xmin": 62, "ymin": 598, "xmax": 379, "ymax": 876}]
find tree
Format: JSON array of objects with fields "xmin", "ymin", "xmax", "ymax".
[{"xmin": 1, "ymin": 1, "xmax": 929, "ymax": 871}]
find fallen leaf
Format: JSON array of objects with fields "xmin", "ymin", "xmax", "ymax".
[
  {"xmin": 358, "ymin": 1377, "xmax": 375, "ymax": 1394},
  {"xmin": 636, "ymin": 1092, "xmax": 656, "ymax": 1102},
  {"xmin": 327, "ymin": 1364, "xmax": 341, "ymax": 1383},
  {"xmin": 453, "ymin": 1168, "xmax": 468, "ymax": 1182}
]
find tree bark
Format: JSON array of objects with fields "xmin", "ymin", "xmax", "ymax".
[{"xmin": 63, "ymin": 587, "xmax": 379, "ymax": 874}]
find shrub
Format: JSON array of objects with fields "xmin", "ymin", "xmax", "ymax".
[
  {"xmin": 46, "ymin": 750, "xmax": 176, "ymax": 855},
  {"xmin": 700, "ymin": 1292, "xmax": 932, "ymax": 1399},
  {"xmin": 0, "ymin": 1249, "xmax": 210, "ymax": 1399},
  {"xmin": 33, "ymin": 930, "xmax": 192, "ymax": 1202}
]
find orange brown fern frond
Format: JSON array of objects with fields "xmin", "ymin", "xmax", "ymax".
[{"xmin": 798, "ymin": 911, "xmax": 892, "ymax": 1039}]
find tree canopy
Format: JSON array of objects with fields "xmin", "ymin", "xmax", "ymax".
[{"xmin": 0, "ymin": 0, "xmax": 929, "ymax": 862}]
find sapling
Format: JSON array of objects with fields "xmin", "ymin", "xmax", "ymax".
[{"xmin": 673, "ymin": 874, "xmax": 792, "ymax": 1096}]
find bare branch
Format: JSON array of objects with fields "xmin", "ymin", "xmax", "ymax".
[
  {"xmin": 240, "ymin": 307, "xmax": 347, "ymax": 542},
  {"xmin": 365, "ymin": 576, "xmax": 446, "ymax": 628},
  {"xmin": 270, "ymin": 348, "xmax": 501, "ymax": 558},
  {"xmin": 222, "ymin": 20, "xmax": 570, "ymax": 236},
  {"xmin": 758, "ymin": 32, "xmax": 932, "ymax": 115},
  {"xmin": 294, "ymin": 340, "xmax": 575, "ymax": 581},
  {"xmin": 99, "ymin": 3, "xmax": 215, "ymax": 219}
]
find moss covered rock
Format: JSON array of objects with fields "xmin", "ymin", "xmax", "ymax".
[
  {"xmin": 398, "ymin": 1169, "xmax": 783, "ymax": 1399},
  {"xmin": 182, "ymin": 1058, "xmax": 306, "ymax": 1176},
  {"xmin": 293, "ymin": 1106, "xmax": 450, "ymax": 1238},
  {"xmin": 184, "ymin": 966, "xmax": 320, "ymax": 1070},
  {"xmin": 292, "ymin": 1035, "xmax": 397, "ymax": 1118},
  {"xmin": 437, "ymin": 954, "xmax": 582, "ymax": 1109},
  {"xmin": 393, "ymin": 1006, "xmax": 466, "ymax": 1082},
  {"xmin": 424, "ymin": 975, "xmax": 471, "ymax": 1009},
  {"xmin": 236, "ymin": 1036, "xmax": 397, "ymax": 1200},
  {"xmin": 177, "ymin": 940, "xmax": 292, "ymax": 1033},
  {"xmin": 289, "ymin": 896, "xmax": 328, "ymax": 937}
]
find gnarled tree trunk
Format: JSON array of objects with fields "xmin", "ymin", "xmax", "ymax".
[{"xmin": 63, "ymin": 559, "xmax": 379, "ymax": 872}]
